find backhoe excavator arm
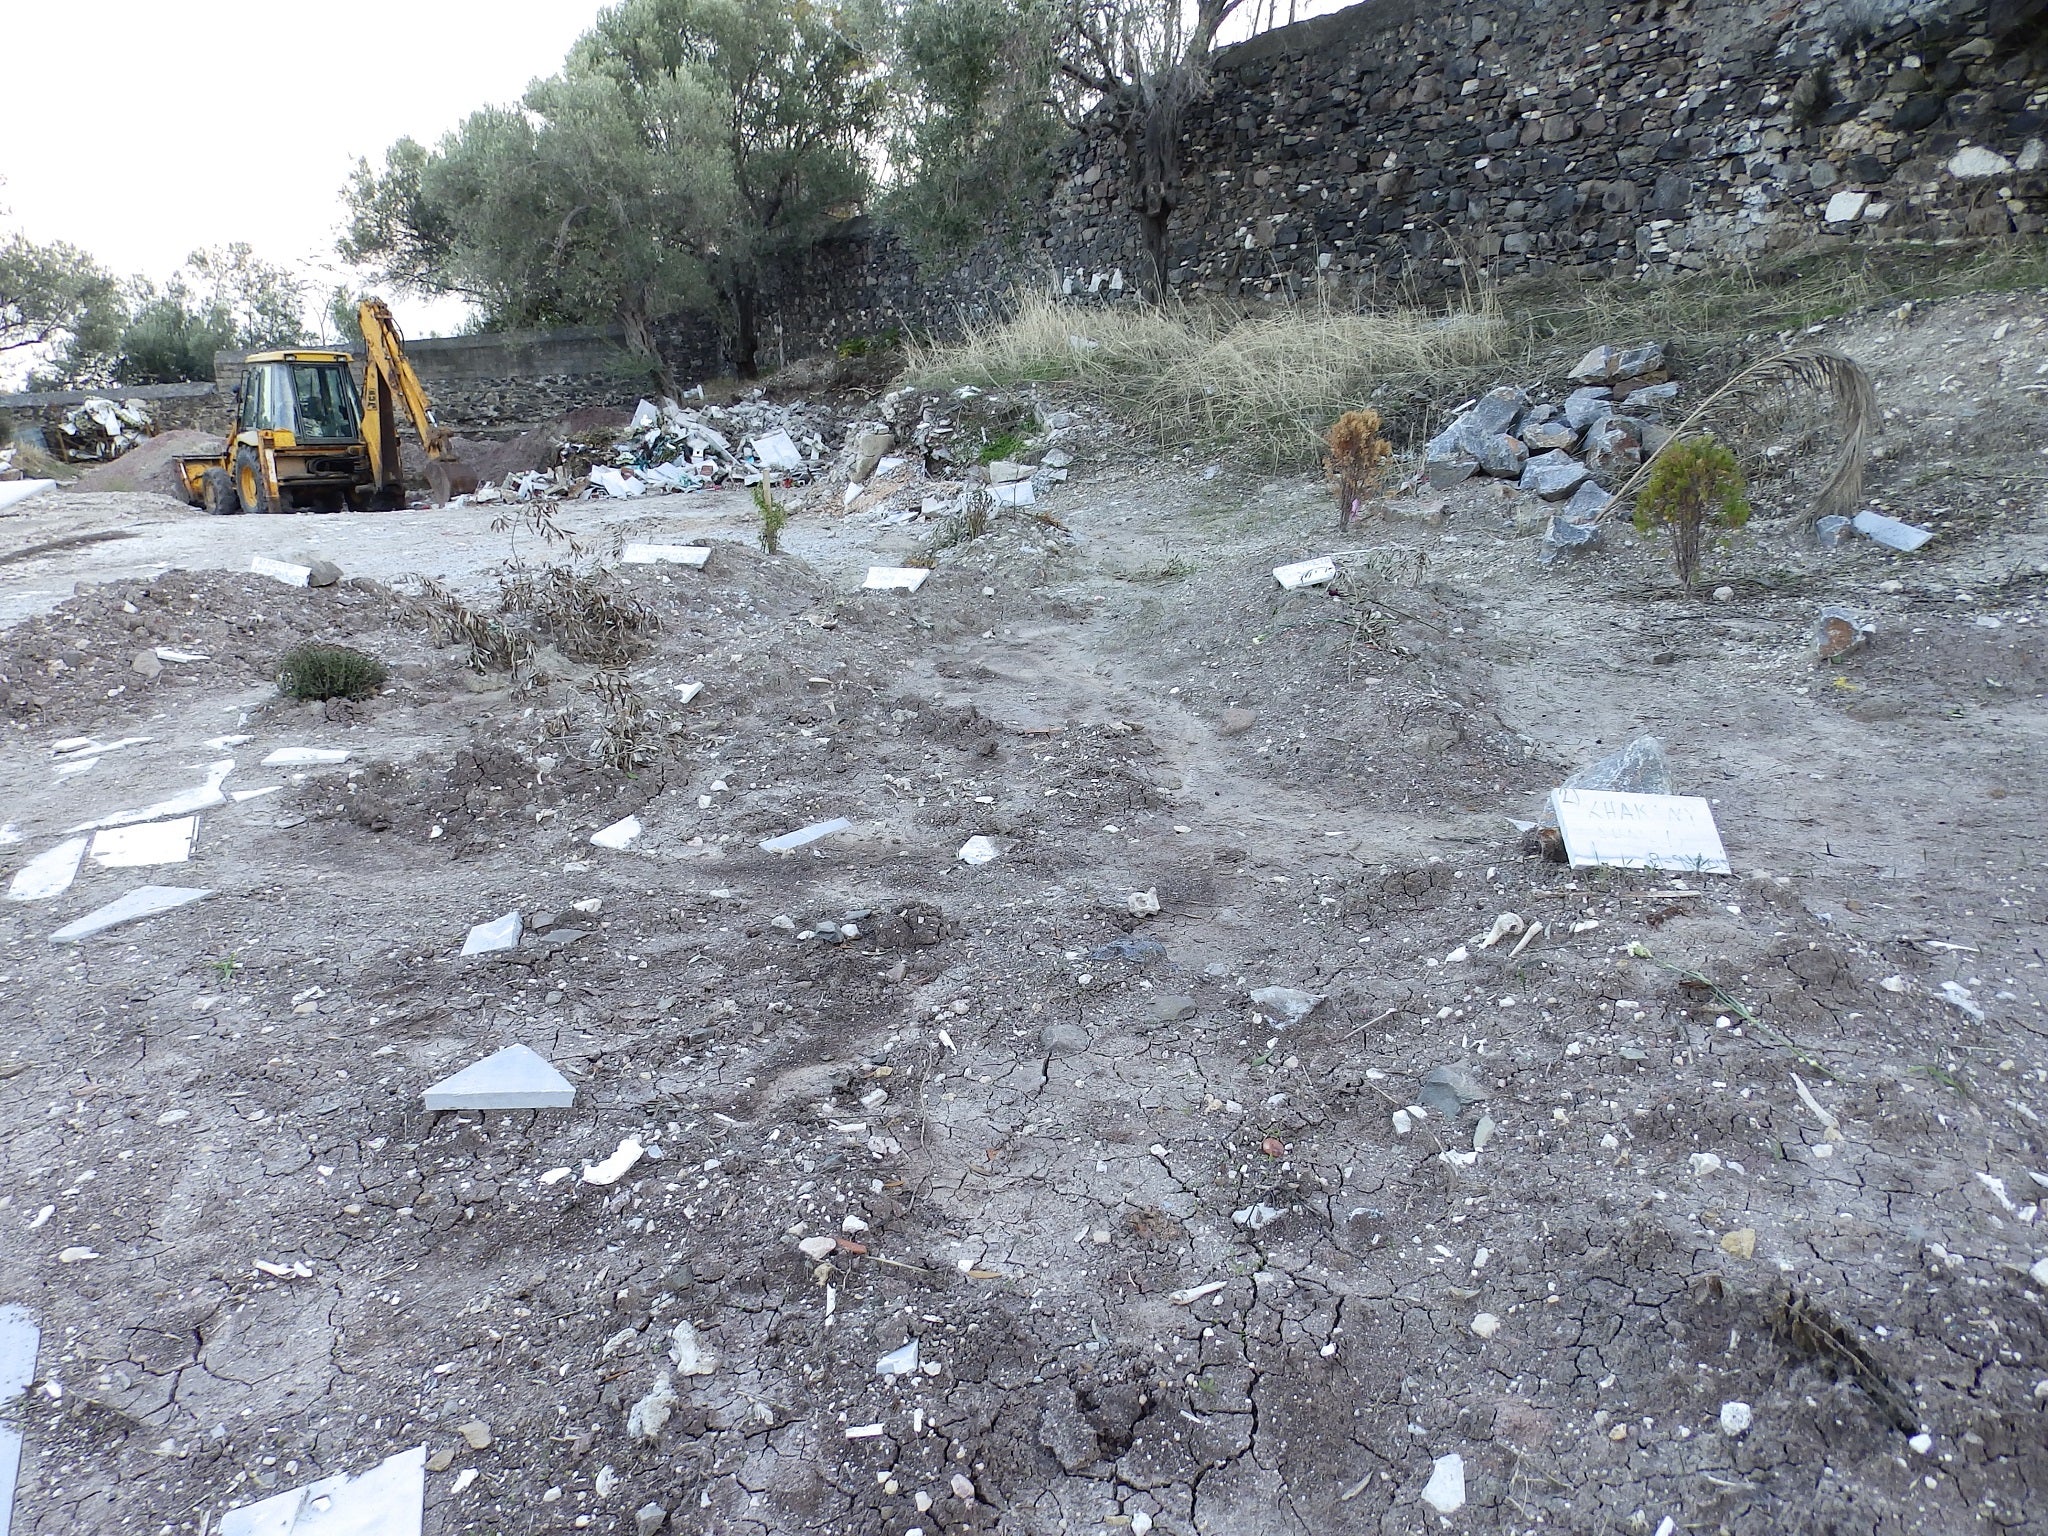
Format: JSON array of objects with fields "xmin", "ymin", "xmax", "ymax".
[{"xmin": 357, "ymin": 299, "xmax": 474, "ymax": 506}]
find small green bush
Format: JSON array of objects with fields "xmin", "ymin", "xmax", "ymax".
[
  {"xmin": 978, "ymin": 431, "xmax": 1025, "ymax": 464},
  {"xmin": 1634, "ymin": 435, "xmax": 1750, "ymax": 590},
  {"xmin": 755, "ymin": 481, "xmax": 788, "ymax": 554},
  {"xmin": 277, "ymin": 643, "xmax": 389, "ymax": 701}
]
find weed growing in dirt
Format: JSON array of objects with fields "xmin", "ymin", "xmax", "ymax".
[
  {"xmin": 276, "ymin": 643, "xmax": 389, "ymax": 702},
  {"xmin": 1325, "ymin": 408, "xmax": 1393, "ymax": 529},
  {"xmin": 978, "ymin": 431, "xmax": 1025, "ymax": 463},
  {"xmin": 207, "ymin": 953, "xmax": 242, "ymax": 981},
  {"xmin": 1634, "ymin": 436, "xmax": 1749, "ymax": 591},
  {"xmin": 915, "ymin": 490, "xmax": 992, "ymax": 564},
  {"xmin": 754, "ymin": 482, "xmax": 788, "ymax": 554}
]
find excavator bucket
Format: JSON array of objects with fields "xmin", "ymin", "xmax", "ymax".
[{"xmin": 424, "ymin": 458, "xmax": 479, "ymax": 507}]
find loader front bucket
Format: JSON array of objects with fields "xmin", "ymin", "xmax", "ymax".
[{"xmin": 424, "ymin": 458, "xmax": 479, "ymax": 507}]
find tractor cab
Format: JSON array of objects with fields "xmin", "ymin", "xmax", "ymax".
[{"xmin": 239, "ymin": 357, "xmax": 365, "ymax": 444}]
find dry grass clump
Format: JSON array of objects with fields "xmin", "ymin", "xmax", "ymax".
[{"xmin": 909, "ymin": 293, "xmax": 1504, "ymax": 464}]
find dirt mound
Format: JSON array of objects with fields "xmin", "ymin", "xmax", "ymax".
[{"xmin": 70, "ymin": 429, "xmax": 223, "ymax": 500}]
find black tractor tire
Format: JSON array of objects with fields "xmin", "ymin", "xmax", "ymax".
[
  {"xmin": 200, "ymin": 467, "xmax": 241, "ymax": 516},
  {"xmin": 233, "ymin": 446, "xmax": 277, "ymax": 515}
]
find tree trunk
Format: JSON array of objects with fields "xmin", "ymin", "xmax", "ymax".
[
  {"xmin": 730, "ymin": 282, "xmax": 761, "ymax": 380},
  {"xmin": 618, "ymin": 299, "xmax": 677, "ymax": 398},
  {"xmin": 1123, "ymin": 63, "xmax": 1201, "ymax": 301}
]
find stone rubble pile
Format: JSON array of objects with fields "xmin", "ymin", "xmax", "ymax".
[
  {"xmin": 54, "ymin": 397, "xmax": 155, "ymax": 463},
  {"xmin": 1422, "ymin": 341, "xmax": 1683, "ymax": 561},
  {"xmin": 810, "ymin": 386, "xmax": 1091, "ymax": 523},
  {"xmin": 476, "ymin": 395, "xmax": 833, "ymax": 503}
]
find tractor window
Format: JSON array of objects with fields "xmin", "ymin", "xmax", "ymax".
[
  {"xmin": 291, "ymin": 364, "xmax": 361, "ymax": 442},
  {"xmin": 241, "ymin": 364, "xmax": 296, "ymax": 433}
]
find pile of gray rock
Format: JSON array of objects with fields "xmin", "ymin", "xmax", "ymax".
[{"xmin": 1422, "ymin": 341, "xmax": 1682, "ymax": 560}]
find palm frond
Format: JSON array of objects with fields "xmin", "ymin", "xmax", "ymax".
[{"xmin": 1608, "ymin": 346, "xmax": 1878, "ymax": 523}]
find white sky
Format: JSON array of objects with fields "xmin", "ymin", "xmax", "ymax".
[
  {"xmin": 0, "ymin": 0, "xmax": 606, "ymax": 343},
  {"xmin": 1, "ymin": 0, "xmax": 1354, "ymax": 365}
]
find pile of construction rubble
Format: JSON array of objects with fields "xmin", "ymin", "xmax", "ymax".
[
  {"xmin": 54, "ymin": 397, "xmax": 155, "ymax": 463},
  {"xmin": 475, "ymin": 394, "xmax": 833, "ymax": 503},
  {"xmin": 1423, "ymin": 342, "xmax": 1681, "ymax": 561}
]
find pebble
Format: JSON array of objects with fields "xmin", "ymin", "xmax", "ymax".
[
  {"xmin": 1713, "ymin": 585, "xmax": 1735, "ymax": 603},
  {"xmin": 1471, "ymin": 1312, "xmax": 1500, "ymax": 1338},
  {"xmin": 458, "ymin": 1420, "xmax": 493, "ymax": 1450},
  {"xmin": 1719, "ymin": 1401, "xmax": 1752, "ymax": 1436},
  {"xmin": 1420, "ymin": 1453, "xmax": 1466, "ymax": 1514}
]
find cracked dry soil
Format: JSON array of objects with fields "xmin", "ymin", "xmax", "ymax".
[{"xmin": 3, "ymin": 302, "xmax": 2048, "ymax": 1535}]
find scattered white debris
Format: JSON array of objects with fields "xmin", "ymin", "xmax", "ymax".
[
  {"xmin": 56, "ymin": 1247, "xmax": 97, "ymax": 1264},
  {"xmin": 583, "ymin": 1137, "xmax": 646, "ymax": 1187},
  {"xmin": 424, "ymin": 1044, "xmax": 575, "ymax": 1111},
  {"xmin": 88, "ymin": 817, "xmax": 196, "ymax": 869},
  {"xmin": 1909, "ymin": 1431, "xmax": 1933, "ymax": 1455},
  {"xmin": 1688, "ymin": 1152, "xmax": 1724, "ymax": 1177},
  {"xmin": 1420, "ymin": 1452, "xmax": 1466, "ymax": 1514},
  {"xmin": 862, "ymin": 567, "xmax": 930, "ymax": 592},
  {"xmin": 1168, "ymin": 1281, "xmax": 1227, "ymax": 1306},
  {"xmin": 627, "ymin": 1375, "xmax": 677, "ymax": 1441},
  {"xmin": 66, "ymin": 758, "xmax": 234, "ymax": 831},
  {"xmin": 987, "ymin": 480, "xmax": 1036, "ymax": 507},
  {"xmin": 5, "ymin": 838, "xmax": 88, "ymax": 902},
  {"xmin": 674, "ymin": 681, "xmax": 705, "ymax": 704},
  {"xmin": 760, "ymin": 818, "xmax": 852, "ymax": 853},
  {"xmin": 876, "ymin": 1341, "xmax": 920, "ymax": 1377},
  {"xmin": 1471, "ymin": 1313, "xmax": 1500, "ymax": 1339},
  {"xmin": 797, "ymin": 1236, "xmax": 837, "ymax": 1261},
  {"xmin": 461, "ymin": 911, "xmax": 523, "ymax": 956},
  {"xmin": 590, "ymin": 815, "xmax": 643, "ymax": 850},
  {"xmin": 621, "ymin": 544, "xmax": 711, "ymax": 567},
  {"xmin": 248, "ymin": 555, "xmax": 313, "ymax": 587},
  {"xmin": 668, "ymin": 1320, "xmax": 717, "ymax": 1376},
  {"xmin": 538, "ymin": 1168, "xmax": 572, "ymax": 1186},
  {"xmin": 49, "ymin": 885, "xmax": 212, "ymax": 943},
  {"xmin": 1475, "ymin": 912, "xmax": 1524, "ymax": 949},
  {"xmin": 219, "ymin": 1445, "xmax": 426, "ymax": 1536},
  {"xmin": 1719, "ymin": 1400, "xmax": 1753, "ymax": 1436},
  {"xmin": 844, "ymin": 1423, "xmax": 885, "ymax": 1440},
  {"xmin": 1249, "ymin": 986, "xmax": 1323, "ymax": 1025},
  {"xmin": 1392, "ymin": 1109, "xmax": 1414, "ymax": 1135},
  {"xmin": 1273, "ymin": 556, "xmax": 1338, "ymax": 590},
  {"xmin": 262, "ymin": 747, "xmax": 351, "ymax": 767},
  {"xmin": 956, "ymin": 835, "xmax": 999, "ymax": 865},
  {"xmin": 1939, "ymin": 981, "xmax": 1986, "ymax": 1022}
]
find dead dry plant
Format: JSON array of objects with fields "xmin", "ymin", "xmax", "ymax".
[
  {"xmin": 591, "ymin": 670, "xmax": 655, "ymax": 773},
  {"xmin": 497, "ymin": 567, "xmax": 656, "ymax": 665},
  {"xmin": 1324, "ymin": 408, "xmax": 1393, "ymax": 529},
  {"xmin": 410, "ymin": 578, "xmax": 527, "ymax": 675},
  {"xmin": 1611, "ymin": 347, "xmax": 1877, "ymax": 524}
]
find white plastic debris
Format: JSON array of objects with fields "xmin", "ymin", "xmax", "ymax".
[
  {"xmin": 5, "ymin": 838, "xmax": 87, "ymax": 902},
  {"xmin": 674, "ymin": 681, "xmax": 705, "ymax": 705},
  {"xmin": 89, "ymin": 817, "xmax": 196, "ymax": 868},
  {"xmin": 262, "ymin": 747, "xmax": 351, "ymax": 767},
  {"xmin": 956, "ymin": 836, "xmax": 1000, "ymax": 865},
  {"xmin": 591, "ymin": 815, "xmax": 643, "ymax": 850},
  {"xmin": 219, "ymin": 1444, "xmax": 425, "ymax": 1536},
  {"xmin": 461, "ymin": 911, "xmax": 523, "ymax": 956},
  {"xmin": 1273, "ymin": 556, "xmax": 1338, "ymax": 590},
  {"xmin": 50, "ymin": 886, "xmax": 211, "ymax": 943},
  {"xmin": 583, "ymin": 1136, "xmax": 646, "ymax": 1186},
  {"xmin": 1420, "ymin": 1452, "xmax": 1466, "ymax": 1514},
  {"xmin": 621, "ymin": 544, "xmax": 711, "ymax": 567},
  {"xmin": 423, "ymin": 1045, "xmax": 575, "ymax": 1111},
  {"xmin": 1719, "ymin": 1401, "xmax": 1753, "ymax": 1436},
  {"xmin": 759, "ymin": 818, "xmax": 852, "ymax": 853},
  {"xmin": 249, "ymin": 555, "xmax": 313, "ymax": 587},
  {"xmin": 862, "ymin": 567, "xmax": 930, "ymax": 593},
  {"xmin": 876, "ymin": 1341, "xmax": 920, "ymax": 1377},
  {"xmin": 1249, "ymin": 987, "xmax": 1324, "ymax": 1025}
]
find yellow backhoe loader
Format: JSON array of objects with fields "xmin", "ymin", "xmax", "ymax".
[{"xmin": 175, "ymin": 300, "xmax": 476, "ymax": 514}]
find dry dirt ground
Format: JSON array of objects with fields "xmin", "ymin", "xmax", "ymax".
[{"xmin": 0, "ymin": 291, "xmax": 2045, "ymax": 1536}]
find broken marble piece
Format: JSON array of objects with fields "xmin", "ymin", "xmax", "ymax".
[
  {"xmin": 461, "ymin": 912, "xmax": 523, "ymax": 956},
  {"xmin": 49, "ymin": 886, "xmax": 212, "ymax": 943},
  {"xmin": 1851, "ymin": 509, "xmax": 1933, "ymax": 552},
  {"xmin": 590, "ymin": 815, "xmax": 643, "ymax": 850},
  {"xmin": 423, "ymin": 1044, "xmax": 575, "ymax": 1111},
  {"xmin": 584, "ymin": 1136, "xmax": 646, "ymax": 1187},
  {"xmin": 987, "ymin": 480, "xmax": 1035, "ymax": 506},
  {"xmin": 621, "ymin": 544, "xmax": 712, "ymax": 567},
  {"xmin": 674, "ymin": 681, "xmax": 705, "ymax": 704},
  {"xmin": 5, "ymin": 838, "xmax": 87, "ymax": 902},
  {"xmin": 66, "ymin": 758, "xmax": 234, "ymax": 831},
  {"xmin": 759, "ymin": 818, "xmax": 852, "ymax": 853},
  {"xmin": 0, "ymin": 1305, "xmax": 38, "ymax": 1536},
  {"xmin": 219, "ymin": 1444, "xmax": 425, "ymax": 1536},
  {"xmin": 956, "ymin": 835, "xmax": 999, "ymax": 865},
  {"xmin": 89, "ymin": 816, "xmax": 196, "ymax": 869},
  {"xmin": 875, "ymin": 1340, "xmax": 920, "ymax": 1377},
  {"xmin": 248, "ymin": 555, "xmax": 313, "ymax": 588},
  {"xmin": 862, "ymin": 567, "xmax": 930, "ymax": 593},
  {"xmin": 262, "ymin": 747, "xmax": 351, "ymax": 767},
  {"xmin": 1420, "ymin": 1453, "xmax": 1466, "ymax": 1515},
  {"xmin": 1273, "ymin": 556, "xmax": 1338, "ymax": 590}
]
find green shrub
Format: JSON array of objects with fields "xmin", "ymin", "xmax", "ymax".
[
  {"xmin": 755, "ymin": 481, "xmax": 788, "ymax": 554},
  {"xmin": 277, "ymin": 643, "xmax": 389, "ymax": 701},
  {"xmin": 978, "ymin": 431, "xmax": 1024, "ymax": 464},
  {"xmin": 1633, "ymin": 435, "xmax": 1749, "ymax": 590}
]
